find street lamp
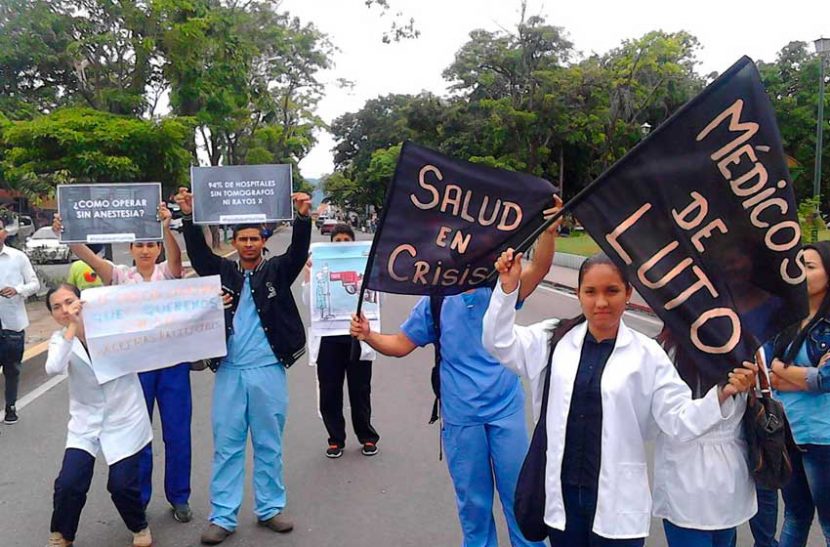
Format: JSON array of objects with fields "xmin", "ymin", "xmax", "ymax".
[
  {"xmin": 813, "ymin": 37, "xmax": 830, "ymax": 206},
  {"xmin": 640, "ymin": 122, "xmax": 652, "ymax": 138}
]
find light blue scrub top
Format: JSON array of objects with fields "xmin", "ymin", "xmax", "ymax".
[
  {"xmin": 223, "ymin": 274, "xmax": 279, "ymax": 369},
  {"xmin": 401, "ymin": 287, "xmax": 524, "ymax": 426}
]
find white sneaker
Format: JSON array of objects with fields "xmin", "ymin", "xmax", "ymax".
[
  {"xmin": 132, "ymin": 527, "xmax": 152, "ymax": 547},
  {"xmin": 46, "ymin": 532, "xmax": 72, "ymax": 546}
]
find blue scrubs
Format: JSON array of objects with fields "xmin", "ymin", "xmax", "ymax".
[
  {"xmin": 402, "ymin": 288, "xmax": 543, "ymax": 547},
  {"xmin": 209, "ymin": 274, "xmax": 288, "ymax": 531},
  {"xmin": 138, "ymin": 363, "xmax": 192, "ymax": 507}
]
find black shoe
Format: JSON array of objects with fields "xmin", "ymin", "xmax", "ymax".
[
  {"xmin": 326, "ymin": 444, "xmax": 343, "ymax": 458},
  {"xmin": 4, "ymin": 405, "xmax": 18, "ymax": 425},
  {"xmin": 361, "ymin": 442, "xmax": 379, "ymax": 456},
  {"xmin": 172, "ymin": 503, "xmax": 193, "ymax": 523}
]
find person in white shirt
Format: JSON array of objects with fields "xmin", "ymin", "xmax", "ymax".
[
  {"xmin": 652, "ymin": 327, "xmax": 755, "ymax": 546},
  {"xmin": 0, "ymin": 217, "xmax": 39, "ymax": 424},
  {"xmin": 44, "ymin": 283, "xmax": 152, "ymax": 547},
  {"xmin": 482, "ymin": 250, "xmax": 756, "ymax": 546}
]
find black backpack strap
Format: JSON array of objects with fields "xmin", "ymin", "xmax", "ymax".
[{"xmin": 429, "ymin": 295, "xmax": 444, "ymax": 425}]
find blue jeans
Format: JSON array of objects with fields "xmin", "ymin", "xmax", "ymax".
[
  {"xmin": 442, "ymin": 410, "xmax": 544, "ymax": 547},
  {"xmin": 750, "ymin": 487, "xmax": 780, "ymax": 547},
  {"xmin": 138, "ymin": 364, "xmax": 192, "ymax": 507},
  {"xmin": 779, "ymin": 444, "xmax": 830, "ymax": 547},
  {"xmin": 547, "ymin": 485, "xmax": 645, "ymax": 547},
  {"xmin": 663, "ymin": 520, "xmax": 736, "ymax": 547}
]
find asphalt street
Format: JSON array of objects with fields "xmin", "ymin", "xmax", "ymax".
[{"xmin": 0, "ymin": 227, "xmax": 821, "ymax": 546}]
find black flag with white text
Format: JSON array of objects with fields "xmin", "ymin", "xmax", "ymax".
[{"xmin": 572, "ymin": 56, "xmax": 808, "ymax": 391}]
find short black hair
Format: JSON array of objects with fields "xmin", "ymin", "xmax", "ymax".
[
  {"xmin": 46, "ymin": 283, "xmax": 81, "ymax": 311},
  {"xmin": 232, "ymin": 224, "xmax": 263, "ymax": 240},
  {"xmin": 330, "ymin": 223, "xmax": 355, "ymax": 241}
]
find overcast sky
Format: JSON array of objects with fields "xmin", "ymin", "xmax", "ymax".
[{"xmin": 280, "ymin": 0, "xmax": 829, "ymax": 180}]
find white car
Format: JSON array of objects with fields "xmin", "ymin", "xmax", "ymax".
[{"xmin": 25, "ymin": 227, "xmax": 72, "ymax": 264}]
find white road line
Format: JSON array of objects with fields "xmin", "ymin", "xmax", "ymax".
[
  {"xmin": 537, "ymin": 284, "xmax": 663, "ymax": 327},
  {"xmin": 3, "ymin": 248, "xmax": 239, "ymax": 422}
]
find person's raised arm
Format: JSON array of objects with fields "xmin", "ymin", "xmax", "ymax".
[
  {"xmin": 175, "ymin": 190, "xmax": 223, "ymax": 276},
  {"xmin": 483, "ymin": 248, "xmax": 554, "ymax": 380},
  {"xmin": 282, "ymin": 192, "xmax": 312, "ymax": 282},
  {"xmin": 159, "ymin": 202, "xmax": 183, "ymax": 278},
  {"xmin": 53, "ymin": 214, "xmax": 114, "ymax": 285},
  {"xmin": 350, "ymin": 313, "xmax": 417, "ymax": 357},
  {"xmin": 519, "ymin": 194, "xmax": 563, "ymax": 301}
]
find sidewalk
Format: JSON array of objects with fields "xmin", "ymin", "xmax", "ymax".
[{"xmin": 543, "ymin": 264, "xmax": 653, "ymax": 315}]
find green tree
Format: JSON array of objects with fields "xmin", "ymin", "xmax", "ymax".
[{"xmin": 1, "ymin": 107, "xmax": 193, "ymax": 197}]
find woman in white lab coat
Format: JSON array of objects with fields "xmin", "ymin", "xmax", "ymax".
[
  {"xmin": 481, "ymin": 251, "xmax": 756, "ymax": 547},
  {"xmin": 44, "ymin": 283, "xmax": 153, "ymax": 547},
  {"xmin": 652, "ymin": 327, "xmax": 755, "ymax": 546}
]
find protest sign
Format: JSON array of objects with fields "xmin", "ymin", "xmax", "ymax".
[
  {"xmin": 57, "ymin": 183, "xmax": 162, "ymax": 243},
  {"xmin": 191, "ymin": 164, "xmax": 293, "ymax": 224},
  {"xmin": 82, "ymin": 275, "xmax": 227, "ymax": 383},
  {"xmin": 364, "ymin": 142, "xmax": 555, "ymax": 296},
  {"xmin": 571, "ymin": 56, "xmax": 808, "ymax": 391},
  {"xmin": 310, "ymin": 241, "xmax": 380, "ymax": 335}
]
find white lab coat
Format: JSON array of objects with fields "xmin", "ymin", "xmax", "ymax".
[
  {"xmin": 482, "ymin": 283, "xmax": 739, "ymax": 539},
  {"xmin": 45, "ymin": 331, "xmax": 152, "ymax": 465}
]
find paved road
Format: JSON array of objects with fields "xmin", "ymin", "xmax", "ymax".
[{"xmin": 0, "ymin": 227, "xmax": 820, "ymax": 546}]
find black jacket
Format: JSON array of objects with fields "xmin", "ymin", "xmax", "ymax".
[{"xmin": 182, "ymin": 216, "xmax": 311, "ymax": 368}]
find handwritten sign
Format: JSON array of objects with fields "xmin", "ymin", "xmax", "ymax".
[
  {"xmin": 365, "ymin": 142, "xmax": 555, "ymax": 295},
  {"xmin": 57, "ymin": 183, "xmax": 163, "ymax": 243},
  {"xmin": 82, "ymin": 276, "xmax": 227, "ymax": 383},
  {"xmin": 310, "ymin": 241, "xmax": 380, "ymax": 335},
  {"xmin": 191, "ymin": 164, "xmax": 292, "ymax": 224}
]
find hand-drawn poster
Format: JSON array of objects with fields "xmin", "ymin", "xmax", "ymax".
[
  {"xmin": 82, "ymin": 276, "xmax": 227, "ymax": 383},
  {"xmin": 310, "ymin": 241, "xmax": 380, "ymax": 336}
]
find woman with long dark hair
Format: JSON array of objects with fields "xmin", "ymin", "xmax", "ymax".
[
  {"xmin": 482, "ymin": 250, "xmax": 756, "ymax": 546},
  {"xmin": 766, "ymin": 241, "xmax": 830, "ymax": 547}
]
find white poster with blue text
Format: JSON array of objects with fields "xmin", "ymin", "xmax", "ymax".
[
  {"xmin": 82, "ymin": 276, "xmax": 227, "ymax": 383},
  {"xmin": 310, "ymin": 241, "xmax": 380, "ymax": 336}
]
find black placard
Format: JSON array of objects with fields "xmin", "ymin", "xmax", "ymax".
[{"xmin": 191, "ymin": 164, "xmax": 292, "ymax": 224}]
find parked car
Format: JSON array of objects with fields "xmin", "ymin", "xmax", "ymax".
[
  {"xmin": 319, "ymin": 218, "xmax": 339, "ymax": 235},
  {"xmin": 1, "ymin": 213, "xmax": 35, "ymax": 243},
  {"xmin": 315, "ymin": 215, "xmax": 331, "ymax": 229},
  {"xmin": 24, "ymin": 227, "xmax": 72, "ymax": 264}
]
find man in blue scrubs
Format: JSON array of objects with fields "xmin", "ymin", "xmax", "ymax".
[
  {"xmin": 349, "ymin": 212, "xmax": 560, "ymax": 547},
  {"xmin": 177, "ymin": 191, "xmax": 311, "ymax": 545}
]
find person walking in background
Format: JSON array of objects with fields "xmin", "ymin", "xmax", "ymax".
[
  {"xmin": 176, "ymin": 190, "xmax": 311, "ymax": 545},
  {"xmin": 349, "ymin": 198, "xmax": 561, "ymax": 547},
  {"xmin": 653, "ymin": 327, "xmax": 755, "ymax": 547},
  {"xmin": 766, "ymin": 242, "xmax": 830, "ymax": 547},
  {"xmin": 0, "ymin": 217, "xmax": 40, "ymax": 425},
  {"xmin": 53, "ymin": 203, "xmax": 194, "ymax": 524},
  {"xmin": 482, "ymin": 250, "xmax": 756, "ymax": 546},
  {"xmin": 44, "ymin": 283, "xmax": 152, "ymax": 547},
  {"xmin": 303, "ymin": 223, "xmax": 380, "ymax": 458}
]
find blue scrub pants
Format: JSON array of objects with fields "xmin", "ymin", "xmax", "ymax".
[
  {"xmin": 442, "ymin": 409, "xmax": 545, "ymax": 547},
  {"xmin": 138, "ymin": 363, "xmax": 192, "ymax": 507},
  {"xmin": 209, "ymin": 363, "xmax": 288, "ymax": 531}
]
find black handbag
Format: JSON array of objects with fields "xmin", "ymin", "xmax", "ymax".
[
  {"xmin": 514, "ymin": 332, "xmax": 559, "ymax": 542},
  {"xmin": 742, "ymin": 359, "xmax": 798, "ymax": 490}
]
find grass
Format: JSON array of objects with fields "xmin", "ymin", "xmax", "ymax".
[
  {"xmin": 554, "ymin": 228, "xmax": 830, "ymax": 258},
  {"xmin": 555, "ymin": 231, "xmax": 601, "ymax": 257}
]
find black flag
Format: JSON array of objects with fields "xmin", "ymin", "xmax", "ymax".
[
  {"xmin": 365, "ymin": 142, "xmax": 555, "ymax": 296},
  {"xmin": 571, "ymin": 56, "xmax": 808, "ymax": 390}
]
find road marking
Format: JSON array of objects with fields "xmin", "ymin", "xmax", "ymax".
[
  {"xmin": 537, "ymin": 284, "xmax": 663, "ymax": 327},
  {"xmin": 5, "ymin": 247, "xmax": 240, "ymax": 421}
]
